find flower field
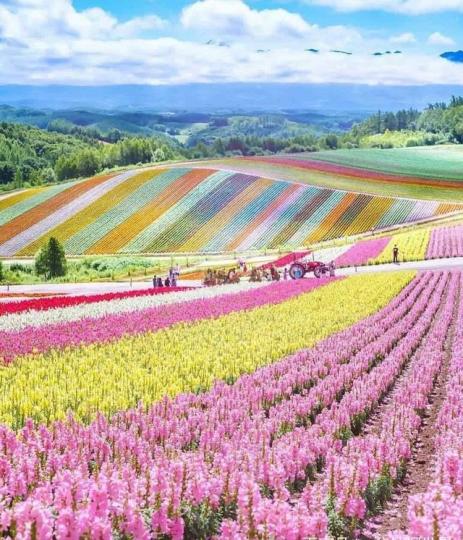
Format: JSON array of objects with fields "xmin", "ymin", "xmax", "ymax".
[
  {"xmin": 0, "ymin": 166, "xmax": 460, "ymax": 256},
  {"xmin": 202, "ymin": 146, "xmax": 463, "ymax": 201},
  {"xmin": 2, "ymin": 269, "xmax": 463, "ymax": 538},
  {"xmin": 308, "ymin": 220, "xmax": 463, "ymax": 269}
]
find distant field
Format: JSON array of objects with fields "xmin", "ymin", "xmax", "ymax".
[
  {"xmin": 0, "ymin": 165, "xmax": 459, "ymax": 257},
  {"xmin": 202, "ymin": 146, "xmax": 463, "ymax": 202},
  {"xmin": 308, "ymin": 146, "xmax": 463, "ymax": 180}
]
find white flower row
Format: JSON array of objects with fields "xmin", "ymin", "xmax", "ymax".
[{"xmin": 0, "ymin": 281, "xmax": 269, "ymax": 333}]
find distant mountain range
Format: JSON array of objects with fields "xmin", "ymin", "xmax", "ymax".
[
  {"xmin": 0, "ymin": 83, "xmax": 463, "ymax": 113},
  {"xmin": 441, "ymin": 51, "xmax": 463, "ymax": 63}
]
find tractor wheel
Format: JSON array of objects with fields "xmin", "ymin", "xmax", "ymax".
[
  {"xmin": 289, "ymin": 263, "xmax": 306, "ymax": 280},
  {"xmin": 314, "ymin": 267, "xmax": 321, "ymax": 278}
]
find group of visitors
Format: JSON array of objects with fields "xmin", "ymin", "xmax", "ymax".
[
  {"xmin": 250, "ymin": 265, "xmax": 287, "ymax": 282},
  {"xmin": 203, "ymin": 268, "xmax": 240, "ymax": 286},
  {"xmin": 153, "ymin": 264, "xmax": 181, "ymax": 288}
]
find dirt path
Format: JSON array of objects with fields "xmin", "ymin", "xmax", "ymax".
[{"xmin": 359, "ymin": 278, "xmax": 460, "ymax": 539}]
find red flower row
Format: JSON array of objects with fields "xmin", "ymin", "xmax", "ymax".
[{"xmin": 0, "ymin": 286, "xmax": 189, "ymax": 316}]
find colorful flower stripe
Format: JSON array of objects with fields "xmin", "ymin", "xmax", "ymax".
[
  {"xmin": 0, "ymin": 172, "xmax": 136, "ymax": 257},
  {"xmin": 19, "ymin": 169, "xmax": 161, "ymax": 256},
  {"xmin": 2, "ymin": 166, "xmax": 460, "ymax": 256},
  {"xmin": 397, "ymin": 273, "xmax": 463, "ymax": 539},
  {"xmin": 287, "ymin": 190, "xmax": 346, "ymax": 247},
  {"xmin": 64, "ymin": 169, "xmax": 190, "ymax": 255},
  {"xmin": 146, "ymin": 174, "xmax": 258, "ymax": 253},
  {"xmin": 0, "ymin": 174, "xmax": 114, "ymax": 248},
  {"xmin": 342, "ymin": 196, "xmax": 394, "ymax": 237},
  {"xmin": 305, "ymin": 191, "xmax": 357, "ymax": 243},
  {"xmin": 121, "ymin": 170, "xmax": 232, "ymax": 253},
  {"xmin": 178, "ymin": 179, "xmax": 272, "ymax": 253},
  {"xmin": 88, "ymin": 168, "xmax": 214, "ymax": 254},
  {"xmin": 426, "ymin": 223, "xmax": 463, "ymax": 259},
  {"xmin": 0, "ymin": 286, "xmax": 190, "ymax": 317},
  {"xmin": 0, "ymin": 273, "xmax": 411, "ymax": 427},
  {"xmin": 437, "ymin": 201, "xmax": 462, "ymax": 215},
  {"xmin": 203, "ymin": 179, "xmax": 281, "ymax": 251},
  {"xmin": 0, "ymin": 182, "xmax": 72, "ymax": 227},
  {"xmin": 377, "ymin": 198, "xmax": 416, "ymax": 228},
  {"xmin": 235, "ymin": 184, "xmax": 306, "ymax": 250},
  {"xmin": 225, "ymin": 182, "xmax": 298, "ymax": 251},
  {"xmin": 267, "ymin": 188, "xmax": 333, "ymax": 248},
  {"xmin": 0, "ymin": 188, "xmax": 41, "ymax": 213},
  {"xmin": 250, "ymin": 185, "xmax": 320, "ymax": 250},
  {"xmin": 0, "ymin": 282, "xmax": 266, "ymax": 334},
  {"xmin": 0, "ymin": 279, "xmax": 329, "ymax": 362},
  {"xmin": 0, "ymin": 271, "xmax": 416, "ymax": 539},
  {"xmin": 335, "ymin": 236, "xmax": 391, "ymax": 267}
]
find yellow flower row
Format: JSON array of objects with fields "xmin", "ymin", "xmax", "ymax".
[
  {"xmin": 372, "ymin": 229, "xmax": 430, "ymax": 264},
  {"xmin": 0, "ymin": 272, "xmax": 414, "ymax": 428}
]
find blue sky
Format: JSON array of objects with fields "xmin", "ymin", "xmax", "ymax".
[{"xmin": 0, "ymin": 0, "xmax": 462, "ymax": 86}]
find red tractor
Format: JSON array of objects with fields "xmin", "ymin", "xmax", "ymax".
[{"xmin": 289, "ymin": 260, "xmax": 330, "ymax": 279}]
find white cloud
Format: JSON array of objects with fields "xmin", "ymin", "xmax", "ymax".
[
  {"xmin": 308, "ymin": 0, "xmax": 463, "ymax": 14},
  {"xmin": 181, "ymin": 0, "xmax": 314, "ymax": 40},
  {"xmin": 428, "ymin": 32, "xmax": 456, "ymax": 46},
  {"xmin": 390, "ymin": 32, "xmax": 416, "ymax": 44},
  {"xmin": 180, "ymin": 0, "xmax": 362, "ymax": 48},
  {"xmin": 0, "ymin": 0, "xmax": 463, "ymax": 87},
  {"xmin": 0, "ymin": 0, "xmax": 165, "ymax": 44}
]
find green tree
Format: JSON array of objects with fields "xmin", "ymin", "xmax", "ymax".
[
  {"xmin": 35, "ymin": 237, "xmax": 67, "ymax": 279},
  {"xmin": 0, "ymin": 261, "xmax": 4, "ymax": 282}
]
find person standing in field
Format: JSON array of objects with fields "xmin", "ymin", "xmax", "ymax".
[{"xmin": 393, "ymin": 245, "xmax": 399, "ymax": 264}]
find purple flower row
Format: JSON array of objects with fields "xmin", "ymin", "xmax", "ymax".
[
  {"xmin": 426, "ymin": 224, "xmax": 463, "ymax": 260},
  {"xmin": 305, "ymin": 271, "xmax": 459, "ymax": 536},
  {"xmin": 394, "ymin": 271, "xmax": 463, "ymax": 540}
]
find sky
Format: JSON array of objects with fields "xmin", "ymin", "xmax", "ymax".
[{"xmin": 0, "ymin": 0, "xmax": 462, "ymax": 86}]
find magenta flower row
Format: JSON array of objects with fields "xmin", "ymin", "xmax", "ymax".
[{"xmin": 335, "ymin": 236, "xmax": 391, "ymax": 267}]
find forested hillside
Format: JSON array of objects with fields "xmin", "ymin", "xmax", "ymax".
[
  {"xmin": 0, "ymin": 123, "xmax": 182, "ymax": 190},
  {"xmin": 3, "ymin": 96, "xmax": 463, "ymax": 192}
]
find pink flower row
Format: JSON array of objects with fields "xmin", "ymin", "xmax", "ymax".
[
  {"xmin": 0, "ymin": 278, "xmax": 332, "ymax": 362},
  {"xmin": 394, "ymin": 272, "xmax": 463, "ymax": 540},
  {"xmin": 335, "ymin": 236, "xmax": 391, "ymax": 267},
  {"xmin": 306, "ymin": 271, "xmax": 459, "ymax": 535},
  {"xmin": 0, "ymin": 286, "xmax": 189, "ymax": 316},
  {"xmin": 426, "ymin": 224, "xmax": 463, "ymax": 260},
  {"xmin": 0, "ymin": 272, "xmax": 438, "ymax": 539}
]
